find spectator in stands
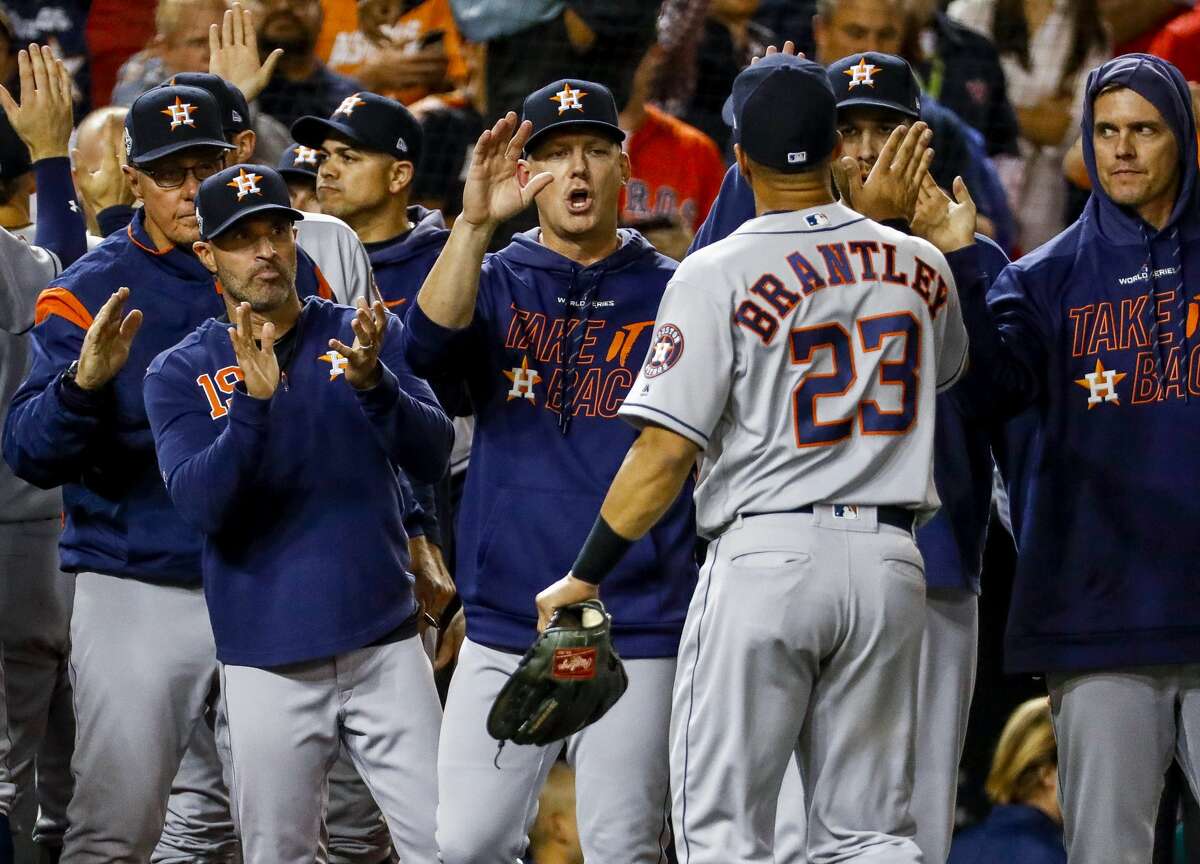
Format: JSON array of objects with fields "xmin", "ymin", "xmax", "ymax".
[
  {"xmin": 619, "ymin": 44, "xmax": 724, "ymax": 243},
  {"xmin": 527, "ymin": 763, "xmax": 583, "ymax": 864},
  {"xmin": 1, "ymin": 1, "xmax": 91, "ymax": 116},
  {"xmin": 685, "ymin": 0, "xmax": 778, "ymax": 152},
  {"xmin": 110, "ymin": 0, "xmax": 227, "ymax": 106},
  {"xmin": 905, "ymin": 0, "xmax": 1021, "ymax": 158},
  {"xmin": 1106, "ymin": 2, "xmax": 1200, "ymax": 83},
  {"xmin": 450, "ymin": 0, "xmax": 658, "ymax": 122},
  {"xmin": 948, "ymin": 0, "xmax": 1109, "ymax": 252},
  {"xmin": 242, "ymin": 0, "xmax": 361, "ymax": 128},
  {"xmin": 321, "ymin": 0, "xmax": 469, "ymax": 107},
  {"xmin": 948, "ymin": 697, "xmax": 1065, "ymax": 864},
  {"xmin": 1101, "ymin": 0, "xmax": 1197, "ymax": 50},
  {"xmin": 85, "ymin": 0, "xmax": 155, "ymax": 109}
]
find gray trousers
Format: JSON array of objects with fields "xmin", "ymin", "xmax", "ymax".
[
  {"xmin": 1047, "ymin": 665, "xmax": 1200, "ymax": 863},
  {"xmin": 62, "ymin": 573, "xmax": 237, "ymax": 864},
  {"xmin": 772, "ymin": 587, "xmax": 978, "ymax": 864},
  {"xmin": 0, "ymin": 520, "xmax": 73, "ymax": 848},
  {"xmin": 217, "ymin": 636, "xmax": 441, "ymax": 864},
  {"xmin": 437, "ymin": 638, "xmax": 674, "ymax": 864},
  {"xmin": 673, "ymin": 510, "xmax": 925, "ymax": 864}
]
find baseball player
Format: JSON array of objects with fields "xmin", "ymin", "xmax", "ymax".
[
  {"xmin": 954, "ymin": 53, "xmax": 1200, "ymax": 862},
  {"xmin": 402, "ymin": 80, "xmax": 698, "ymax": 863},
  {"xmin": 1, "ymin": 85, "xmax": 335, "ymax": 862},
  {"xmin": 690, "ymin": 49, "xmax": 1013, "ymax": 864},
  {"xmin": 277, "ymin": 141, "xmax": 322, "ymax": 212},
  {"xmin": 143, "ymin": 163, "xmax": 451, "ymax": 864},
  {"xmin": 538, "ymin": 53, "xmax": 969, "ymax": 862}
]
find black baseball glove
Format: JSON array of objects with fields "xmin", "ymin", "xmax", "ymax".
[{"xmin": 487, "ymin": 600, "xmax": 628, "ymax": 746}]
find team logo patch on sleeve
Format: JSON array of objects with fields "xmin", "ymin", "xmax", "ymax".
[{"xmin": 643, "ymin": 323, "xmax": 684, "ymax": 379}]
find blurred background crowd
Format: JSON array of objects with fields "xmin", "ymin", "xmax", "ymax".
[{"xmin": 3, "ymin": 0, "xmax": 1200, "ymax": 861}]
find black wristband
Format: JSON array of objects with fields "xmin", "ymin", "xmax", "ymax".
[{"xmin": 571, "ymin": 516, "xmax": 633, "ymax": 586}]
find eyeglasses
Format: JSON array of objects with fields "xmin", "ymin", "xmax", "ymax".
[{"xmin": 139, "ymin": 158, "xmax": 226, "ymax": 189}]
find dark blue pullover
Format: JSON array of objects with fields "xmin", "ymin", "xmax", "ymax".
[
  {"xmin": 955, "ymin": 54, "xmax": 1200, "ymax": 673},
  {"xmin": 144, "ymin": 297, "xmax": 451, "ymax": 666},
  {"xmin": 403, "ymin": 229, "xmax": 698, "ymax": 657}
]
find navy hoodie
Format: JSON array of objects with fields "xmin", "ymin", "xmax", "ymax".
[
  {"xmin": 956, "ymin": 54, "xmax": 1200, "ymax": 673},
  {"xmin": 2, "ymin": 210, "xmax": 333, "ymax": 585},
  {"xmin": 403, "ymin": 229, "xmax": 698, "ymax": 657},
  {"xmin": 689, "ymin": 168, "xmax": 1011, "ymax": 594},
  {"xmin": 369, "ymin": 205, "xmax": 451, "ymax": 311},
  {"xmin": 144, "ymin": 297, "xmax": 451, "ymax": 666}
]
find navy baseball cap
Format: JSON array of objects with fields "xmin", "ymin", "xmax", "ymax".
[
  {"xmin": 521, "ymin": 79, "xmax": 625, "ymax": 154},
  {"xmin": 0, "ymin": 109, "xmax": 31, "ymax": 180},
  {"xmin": 125, "ymin": 85, "xmax": 234, "ymax": 167},
  {"xmin": 292, "ymin": 92, "xmax": 421, "ymax": 165},
  {"xmin": 195, "ymin": 163, "xmax": 304, "ymax": 241},
  {"xmin": 277, "ymin": 141, "xmax": 324, "ymax": 180},
  {"xmin": 827, "ymin": 53, "xmax": 922, "ymax": 120},
  {"xmin": 722, "ymin": 54, "xmax": 838, "ymax": 172},
  {"xmin": 161, "ymin": 73, "xmax": 252, "ymax": 135}
]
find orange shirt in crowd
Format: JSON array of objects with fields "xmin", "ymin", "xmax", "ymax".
[
  {"xmin": 622, "ymin": 105, "xmax": 725, "ymax": 233},
  {"xmin": 317, "ymin": 0, "xmax": 468, "ymax": 105},
  {"xmin": 1118, "ymin": 6, "xmax": 1200, "ymax": 83}
]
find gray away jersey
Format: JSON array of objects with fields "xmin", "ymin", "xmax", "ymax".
[{"xmin": 619, "ymin": 203, "xmax": 968, "ymax": 538}]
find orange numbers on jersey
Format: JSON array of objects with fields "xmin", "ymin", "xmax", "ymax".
[{"xmin": 196, "ymin": 365, "xmax": 245, "ymax": 419}]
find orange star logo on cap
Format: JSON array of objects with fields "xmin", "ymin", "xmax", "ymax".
[
  {"xmin": 844, "ymin": 57, "xmax": 880, "ymax": 89},
  {"xmin": 227, "ymin": 168, "xmax": 264, "ymax": 201},
  {"xmin": 161, "ymin": 96, "xmax": 197, "ymax": 130},
  {"xmin": 550, "ymin": 84, "xmax": 587, "ymax": 115}
]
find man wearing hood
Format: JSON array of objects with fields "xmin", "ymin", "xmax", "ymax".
[
  {"xmin": 953, "ymin": 53, "xmax": 1200, "ymax": 861},
  {"xmin": 403, "ymin": 80, "xmax": 698, "ymax": 864}
]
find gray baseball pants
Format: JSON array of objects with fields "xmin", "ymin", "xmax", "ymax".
[
  {"xmin": 1048, "ymin": 665, "xmax": 1200, "ymax": 863},
  {"xmin": 673, "ymin": 509, "xmax": 925, "ymax": 864},
  {"xmin": 437, "ymin": 638, "xmax": 674, "ymax": 864}
]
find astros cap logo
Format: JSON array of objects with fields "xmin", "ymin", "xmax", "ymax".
[
  {"xmin": 334, "ymin": 94, "xmax": 367, "ymax": 117},
  {"xmin": 293, "ymin": 145, "xmax": 322, "ymax": 167},
  {"xmin": 227, "ymin": 168, "xmax": 263, "ymax": 201},
  {"xmin": 162, "ymin": 96, "xmax": 198, "ymax": 130},
  {"xmin": 844, "ymin": 57, "xmax": 880, "ymax": 89},
  {"xmin": 550, "ymin": 83, "xmax": 587, "ymax": 115}
]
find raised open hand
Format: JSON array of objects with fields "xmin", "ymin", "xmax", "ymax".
[
  {"xmin": 227, "ymin": 302, "xmax": 279, "ymax": 399},
  {"xmin": 209, "ymin": 1, "xmax": 283, "ymax": 104},
  {"xmin": 0, "ymin": 45, "xmax": 75, "ymax": 161},
  {"xmin": 912, "ymin": 175, "xmax": 978, "ymax": 254},
  {"xmin": 751, "ymin": 40, "xmax": 804, "ymax": 64},
  {"xmin": 459, "ymin": 112, "xmax": 553, "ymax": 230},
  {"xmin": 75, "ymin": 287, "xmax": 143, "ymax": 390},
  {"xmin": 835, "ymin": 122, "xmax": 933, "ymax": 224},
  {"xmin": 73, "ymin": 113, "xmax": 135, "ymax": 213},
  {"xmin": 328, "ymin": 299, "xmax": 387, "ymax": 390}
]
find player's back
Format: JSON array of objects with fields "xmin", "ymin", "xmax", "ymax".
[{"xmin": 624, "ymin": 202, "xmax": 967, "ymax": 537}]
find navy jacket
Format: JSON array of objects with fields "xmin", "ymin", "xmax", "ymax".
[
  {"xmin": 958, "ymin": 54, "xmax": 1200, "ymax": 673},
  {"xmin": 403, "ymin": 229, "xmax": 698, "ymax": 657},
  {"xmin": 948, "ymin": 805, "xmax": 1065, "ymax": 864},
  {"xmin": 2, "ymin": 210, "xmax": 332, "ymax": 585},
  {"xmin": 689, "ymin": 170, "xmax": 1009, "ymax": 594},
  {"xmin": 144, "ymin": 297, "xmax": 452, "ymax": 666}
]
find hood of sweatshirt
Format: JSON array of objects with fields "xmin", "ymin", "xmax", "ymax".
[{"xmin": 366, "ymin": 205, "xmax": 450, "ymax": 267}]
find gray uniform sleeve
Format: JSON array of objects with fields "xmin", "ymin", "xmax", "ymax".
[
  {"xmin": 0, "ymin": 230, "xmax": 61, "ymax": 334},
  {"xmin": 618, "ymin": 277, "xmax": 733, "ymax": 449},
  {"xmin": 930, "ymin": 248, "xmax": 969, "ymax": 392},
  {"xmin": 295, "ymin": 213, "xmax": 379, "ymax": 306}
]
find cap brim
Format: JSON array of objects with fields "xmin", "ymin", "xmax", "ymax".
[
  {"xmin": 524, "ymin": 119, "xmax": 625, "ymax": 154},
  {"xmin": 202, "ymin": 202, "xmax": 305, "ymax": 241},
  {"xmin": 130, "ymin": 138, "xmax": 234, "ymax": 166},
  {"xmin": 291, "ymin": 116, "xmax": 364, "ymax": 151},
  {"xmin": 278, "ymin": 167, "xmax": 318, "ymax": 180},
  {"xmin": 835, "ymin": 97, "xmax": 920, "ymax": 120},
  {"xmin": 721, "ymin": 94, "xmax": 735, "ymax": 127}
]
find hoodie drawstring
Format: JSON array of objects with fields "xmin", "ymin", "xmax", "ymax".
[
  {"xmin": 1142, "ymin": 225, "xmax": 1189, "ymax": 402},
  {"xmin": 557, "ymin": 271, "xmax": 600, "ymax": 435}
]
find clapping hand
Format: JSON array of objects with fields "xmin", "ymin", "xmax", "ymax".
[
  {"xmin": 227, "ymin": 301, "xmax": 279, "ymax": 400},
  {"xmin": 328, "ymin": 299, "xmax": 388, "ymax": 390}
]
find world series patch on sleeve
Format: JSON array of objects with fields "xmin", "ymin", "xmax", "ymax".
[{"xmin": 487, "ymin": 600, "xmax": 628, "ymax": 746}]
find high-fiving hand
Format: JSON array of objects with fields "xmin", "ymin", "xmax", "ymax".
[
  {"xmin": 0, "ymin": 44, "xmax": 76, "ymax": 161},
  {"xmin": 911, "ymin": 174, "xmax": 978, "ymax": 254},
  {"xmin": 227, "ymin": 301, "xmax": 279, "ymax": 400},
  {"xmin": 833, "ymin": 122, "xmax": 933, "ymax": 224},
  {"xmin": 328, "ymin": 299, "xmax": 388, "ymax": 390},
  {"xmin": 209, "ymin": 1, "xmax": 283, "ymax": 104},
  {"xmin": 459, "ymin": 112, "xmax": 553, "ymax": 231},
  {"xmin": 74, "ymin": 287, "xmax": 143, "ymax": 391}
]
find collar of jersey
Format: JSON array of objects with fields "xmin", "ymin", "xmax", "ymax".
[{"xmin": 733, "ymin": 201, "xmax": 863, "ymax": 236}]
